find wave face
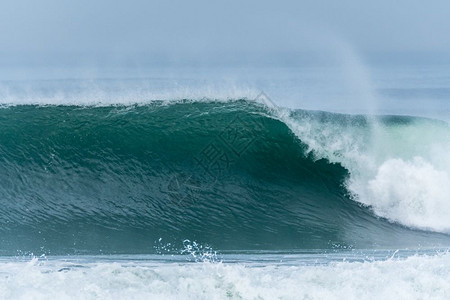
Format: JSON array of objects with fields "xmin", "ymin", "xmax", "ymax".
[{"xmin": 1, "ymin": 100, "xmax": 449, "ymax": 255}]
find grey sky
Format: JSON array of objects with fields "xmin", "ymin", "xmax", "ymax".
[{"xmin": 1, "ymin": 0, "xmax": 450, "ymax": 65}]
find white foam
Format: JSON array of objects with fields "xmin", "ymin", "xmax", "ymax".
[
  {"xmin": 365, "ymin": 157, "xmax": 450, "ymax": 230},
  {"xmin": 1, "ymin": 253, "xmax": 450, "ymax": 300}
]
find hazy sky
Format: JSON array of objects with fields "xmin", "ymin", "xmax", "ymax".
[
  {"xmin": 1, "ymin": 0, "xmax": 450, "ymax": 65},
  {"xmin": 1, "ymin": 0, "xmax": 450, "ymax": 118}
]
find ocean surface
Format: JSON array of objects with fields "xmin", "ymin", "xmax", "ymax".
[{"xmin": 0, "ymin": 65, "xmax": 450, "ymax": 299}]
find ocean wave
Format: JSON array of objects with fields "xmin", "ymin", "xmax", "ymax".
[{"xmin": 0, "ymin": 100, "xmax": 449, "ymax": 255}]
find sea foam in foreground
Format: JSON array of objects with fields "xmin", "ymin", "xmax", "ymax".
[{"xmin": 1, "ymin": 251, "xmax": 450, "ymax": 300}]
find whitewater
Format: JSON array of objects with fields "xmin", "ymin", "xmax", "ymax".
[{"xmin": 2, "ymin": 251, "xmax": 450, "ymax": 300}]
